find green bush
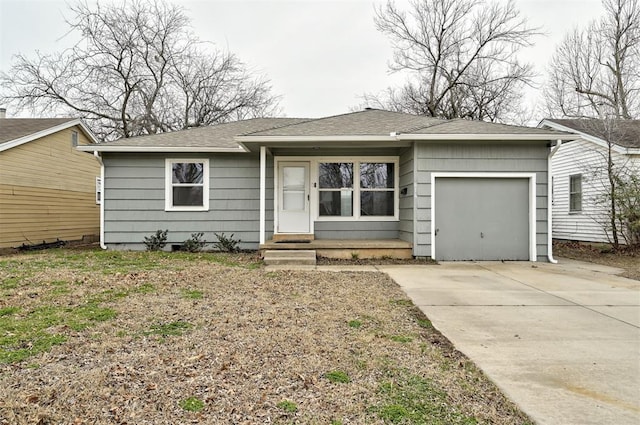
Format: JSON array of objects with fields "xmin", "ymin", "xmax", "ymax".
[
  {"xmin": 143, "ymin": 229, "xmax": 168, "ymax": 251},
  {"xmin": 181, "ymin": 232, "xmax": 207, "ymax": 252},
  {"xmin": 213, "ymin": 232, "xmax": 241, "ymax": 253}
]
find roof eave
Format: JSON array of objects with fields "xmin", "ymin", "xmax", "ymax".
[
  {"xmin": 0, "ymin": 119, "xmax": 99, "ymax": 152},
  {"xmin": 236, "ymin": 135, "xmax": 400, "ymax": 143},
  {"xmin": 397, "ymin": 133, "xmax": 577, "ymax": 141},
  {"xmin": 538, "ymin": 119, "xmax": 631, "ymax": 153},
  {"xmin": 76, "ymin": 145, "xmax": 247, "ymax": 153}
]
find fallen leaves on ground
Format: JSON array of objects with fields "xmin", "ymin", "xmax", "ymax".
[{"xmin": 0, "ymin": 250, "xmax": 531, "ymax": 424}]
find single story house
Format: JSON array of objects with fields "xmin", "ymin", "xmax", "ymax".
[
  {"xmin": 539, "ymin": 118, "xmax": 640, "ymax": 244},
  {"xmin": 0, "ymin": 111, "xmax": 101, "ymax": 248},
  {"xmin": 79, "ymin": 109, "xmax": 575, "ymax": 261}
]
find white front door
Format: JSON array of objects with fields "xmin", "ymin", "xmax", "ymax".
[{"xmin": 278, "ymin": 162, "xmax": 310, "ymax": 233}]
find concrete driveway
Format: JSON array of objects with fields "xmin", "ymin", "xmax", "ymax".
[{"xmin": 379, "ymin": 259, "xmax": 640, "ymax": 425}]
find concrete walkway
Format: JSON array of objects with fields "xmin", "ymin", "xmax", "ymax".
[{"xmin": 379, "ymin": 260, "xmax": 640, "ymax": 425}]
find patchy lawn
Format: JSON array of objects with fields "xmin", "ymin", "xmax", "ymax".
[
  {"xmin": 554, "ymin": 240, "xmax": 640, "ymax": 281},
  {"xmin": 0, "ymin": 249, "xmax": 531, "ymax": 424}
]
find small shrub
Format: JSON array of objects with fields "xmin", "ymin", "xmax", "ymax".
[
  {"xmin": 181, "ymin": 232, "xmax": 207, "ymax": 252},
  {"xmin": 213, "ymin": 232, "xmax": 241, "ymax": 253},
  {"xmin": 180, "ymin": 397, "xmax": 204, "ymax": 412},
  {"xmin": 143, "ymin": 230, "xmax": 168, "ymax": 251},
  {"xmin": 276, "ymin": 400, "xmax": 298, "ymax": 413},
  {"xmin": 351, "ymin": 252, "xmax": 359, "ymax": 260},
  {"xmin": 324, "ymin": 370, "xmax": 350, "ymax": 383}
]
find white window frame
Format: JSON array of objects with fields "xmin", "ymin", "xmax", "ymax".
[
  {"xmin": 71, "ymin": 130, "xmax": 79, "ymax": 147},
  {"xmin": 273, "ymin": 156, "xmax": 400, "ymax": 225},
  {"xmin": 569, "ymin": 174, "xmax": 582, "ymax": 213},
  {"xmin": 165, "ymin": 158, "xmax": 210, "ymax": 212},
  {"xmin": 95, "ymin": 176, "xmax": 102, "ymax": 205}
]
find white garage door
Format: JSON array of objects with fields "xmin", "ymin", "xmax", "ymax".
[{"xmin": 434, "ymin": 177, "xmax": 531, "ymax": 261}]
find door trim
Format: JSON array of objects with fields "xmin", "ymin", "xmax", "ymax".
[
  {"xmin": 430, "ymin": 172, "xmax": 537, "ymax": 261},
  {"xmin": 275, "ymin": 160, "xmax": 312, "ymax": 234}
]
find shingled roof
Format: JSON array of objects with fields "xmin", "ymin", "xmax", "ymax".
[
  {"xmin": 0, "ymin": 118, "xmax": 77, "ymax": 145},
  {"xmin": 80, "ymin": 110, "xmax": 573, "ymax": 152},
  {"xmin": 244, "ymin": 109, "xmax": 442, "ymax": 136},
  {"xmin": 542, "ymin": 118, "xmax": 640, "ymax": 149},
  {"xmin": 93, "ymin": 118, "xmax": 309, "ymax": 150}
]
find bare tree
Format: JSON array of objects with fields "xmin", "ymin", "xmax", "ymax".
[
  {"xmin": 545, "ymin": 0, "xmax": 640, "ymax": 119},
  {"xmin": 0, "ymin": 0, "xmax": 280, "ymax": 141},
  {"xmin": 362, "ymin": 0, "xmax": 538, "ymax": 122}
]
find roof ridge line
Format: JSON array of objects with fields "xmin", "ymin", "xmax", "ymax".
[{"xmin": 239, "ymin": 117, "xmax": 316, "ymax": 136}]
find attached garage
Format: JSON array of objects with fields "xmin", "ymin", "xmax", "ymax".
[{"xmin": 431, "ymin": 173, "xmax": 536, "ymax": 261}]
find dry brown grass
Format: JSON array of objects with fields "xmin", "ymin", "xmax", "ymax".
[
  {"xmin": 0, "ymin": 249, "xmax": 531, "ymax": 424},
  {"xmin": 554, "ymin": 240, "xmax": 640, "ymax": 281}
]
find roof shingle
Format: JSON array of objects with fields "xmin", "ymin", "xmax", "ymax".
[
  {"xmin": 544, "ymin": 119, "xmax": 640, "ymax": 148},
  {"xmin": 0, "ymin": 118, "xmax": 77, "ymax": 145}
]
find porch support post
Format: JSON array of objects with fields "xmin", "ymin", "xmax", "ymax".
[{"xmin": 259, "ymin": 145, "xmax": 266, "ymax": 245}]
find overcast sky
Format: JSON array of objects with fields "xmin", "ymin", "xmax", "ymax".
[{"xmin": 0, "ymin": 0, "xmax": 604, "ymax": 120}]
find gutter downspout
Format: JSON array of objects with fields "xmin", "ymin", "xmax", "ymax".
[
  {"xmin": 547, "ymin": 140, "xmax": 563, "ymax": 263},
  {"xmin": 259, "ymin": 146, "xmax": 266, "ymax": 245},
  {"xmin": 94, "ymin": 151, "xmax": 107, "ymax": 250}
]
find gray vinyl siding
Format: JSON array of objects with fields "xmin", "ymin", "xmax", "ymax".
[
  {"xmin": 102, "ymin": 153, "xmax": 273, "ymax": 250},
  {"xmin": 398, "ymin": 146, "xmax": 414, "ymax": 244},
  {"xmin": 313, "ymin": 221, "xmax": 399, "ymax": 239},
  {"xmin": 414, "ymin": 142, "xmax": 549, "ymax": 261}
]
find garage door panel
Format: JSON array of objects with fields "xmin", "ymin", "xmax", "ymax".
[{"xmin": 435, "ymin": 178, "xmax": 529, "ymax": 261}]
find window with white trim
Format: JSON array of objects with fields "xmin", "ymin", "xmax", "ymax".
[
  {"xmin": 569, "ymin": 174, "xmax": 582, "ymax": 212},
  {"xmin": 317, "ymin": 159, "xmax": 398, "ymax": 219},
  {"xmin": 319, "ymin": 162, "xmax": 353, "ymax": 216},
  {"xmin": 360, "ymin": 162, "xmax": 394, "ymax": 216},
  {"xmin": 95, "ymin": 177, "xmax": 102, "ymax": 205},
  {"xmin": 165, "ymin": 159, "xmax": 209, "ymax": 211}
]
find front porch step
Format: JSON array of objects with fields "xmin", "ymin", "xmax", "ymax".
[
  {"xmin": 272, "ymin": 234, "xmax": 315, "ymax": 242},
  {"xmin": 263, "ymin": 250, "xmax": 317, "ymax": 266}
]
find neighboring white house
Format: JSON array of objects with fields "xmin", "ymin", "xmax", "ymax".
[{"xmin": 539, "ymin": 119, "xmax": 640, "ymax": 244}]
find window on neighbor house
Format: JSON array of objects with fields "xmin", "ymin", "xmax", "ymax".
[
  {"xmin": 95, "ymin": 177, "xmax": 102, "ymax": 205},
  {"xmin": 71, "ymin": 130, "xmax": 78, "ymax": 147},
  {"xmin": 569, "ymin": 174, "xmax": 582, "ymax": 212},
  {"xmin": 318, "ymin": 160, "xmax": 397, "ymax": 219},
  {"xmin": 165, "ymin": 159, "xmax": 209, "ymax": 211}
]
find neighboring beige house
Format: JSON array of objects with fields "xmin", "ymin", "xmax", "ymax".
[{"xmin": 0, "ymin": 110, "xmax": 101, "ymax": 248}]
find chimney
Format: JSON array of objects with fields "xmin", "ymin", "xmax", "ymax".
[{"xmin": 0, "ymin": 108, "xmax": 6, "ymax": 119}]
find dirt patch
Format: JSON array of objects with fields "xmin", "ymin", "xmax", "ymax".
[
  {"xmin": 0, "ymin": 249, "xmax": 531, "ymax": 424},
  {"xmin": 554, "ymin": 240, "xmax": 639, "ymax": 281}
]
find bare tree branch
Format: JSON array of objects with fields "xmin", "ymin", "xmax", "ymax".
[
  {"xmin": 361, "ymin": 0, "xmax": 538, "ymax": 122},
  {"xmin": 0, "ymin": 0, "xmax": 281, "ymax": 141},
  {"xmin": 545, "ymin": 0, "xmax": 640, "ymax": 119}
]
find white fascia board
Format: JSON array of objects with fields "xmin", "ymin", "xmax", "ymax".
[
  {"xmin": 236, "ymin": 135, "xmax": 399, "ymax": 143},
  {"xmin": 0, "ymin": 118, "xmax": 99, "ymax": 152},
  {"xmin": 538, "ymin": 119, "xmax": 628, "ymax": 154},
  {"xmin": 76, "ymin": 145, "xmax": 247, "ymax": 153},
  {"xmin": 398, "ymin": 133, "xmax": 577, "ymax": 141}
]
